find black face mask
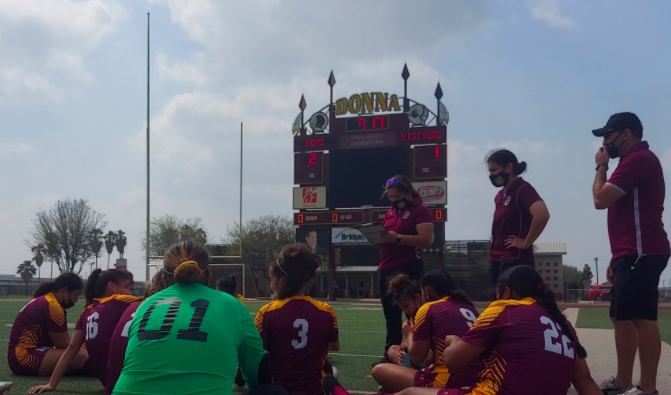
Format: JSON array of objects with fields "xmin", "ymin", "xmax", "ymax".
[
  {"xmin": 391, "ymin": 199, "xmax": 408, "ymax": 211},
  {"xmin": 489, "ymin": 171, "xmax": 510, "ymax": 188},
  {"xmin": 59, "ymin": 295, "xmax": 75, "ymax": 309},
  {"xmin": 606, "ymin": 132, "xmax": 626, "ymax": 159}
]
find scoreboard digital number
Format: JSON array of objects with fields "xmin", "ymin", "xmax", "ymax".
[
  {"xmin": 346, "ymin": 115, "xmax": 389, "ymax": 132},
  {"xmin": 371, "ymin": 208, "xmax": 447, "ymax": 223},
  {"xmin": 413, "ymin": 144, "xmax": 447, "ymax": 179},
  {"xmin": 294, "ymin": 152, "xmax": 324, "ymax": 184},
  {"xmin": 294, "ymin": 210, "xmax": 365, "ymax": 226}
]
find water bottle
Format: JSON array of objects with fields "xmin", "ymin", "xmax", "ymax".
[{"xmin": 401, "ymin": 351, "xmax": 412, "ymax": 368}]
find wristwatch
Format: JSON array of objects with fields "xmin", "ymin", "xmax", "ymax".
[{"xmin": 595, "ymin": 163, "xmax": 608, "ymax": 171}]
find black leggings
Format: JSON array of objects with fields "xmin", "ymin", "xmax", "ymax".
[{"xmin": 379, "ymin": 259, "xmax": 424, "ymax": 353}]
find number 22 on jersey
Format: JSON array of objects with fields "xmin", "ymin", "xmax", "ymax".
[{"xmin": 540, "ymin": 316, "xmax": 574, "ymax": 359}]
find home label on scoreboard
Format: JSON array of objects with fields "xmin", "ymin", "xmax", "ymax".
[
  {"xmin": 294, "ymin": 210, "xmax": 365, "ymax": 226},
  {"xmin": 371, "ymin": 208, "xmax": 447, "ymax": 223}
]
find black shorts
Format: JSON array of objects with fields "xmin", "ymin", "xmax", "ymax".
[
  {"xmin": 489, "ymin": 260, "xmax": 534, "ymax": 287},
  {"xmin": 609, "ymin": 254, "xmax": 668, "ymax": 321}
]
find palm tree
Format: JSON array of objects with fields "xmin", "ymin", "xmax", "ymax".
[
  {"xmin": 31, "ymin": 244, "xmax": 45, "ymax": 280},
  {"xmin": 115, "ymin": 230, "xmax": 127, "ymax": 259},
  {"xmin": 104, "ymin": 231, "xmax": 118, "ymax": 269},
  {"xmin": 17, "ymin": 260, "xmax": 36, "ymax": 296},
  {"xmin": 88, "ymin": 228, "xmax": 104, "ymax": 269}
]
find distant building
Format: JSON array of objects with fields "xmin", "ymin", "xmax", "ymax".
[{"xmin": 534, "ymin": 242, "xmax": 567, "ymax": 300}]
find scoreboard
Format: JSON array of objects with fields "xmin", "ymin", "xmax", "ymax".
[{"xmin": 292, "ymin": 65, "xmax": 449, "ymax": 301}]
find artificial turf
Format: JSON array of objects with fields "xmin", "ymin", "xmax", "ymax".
[{"xmin": 575, "ymin": 307, "xmax": 671, "ymax": 345}]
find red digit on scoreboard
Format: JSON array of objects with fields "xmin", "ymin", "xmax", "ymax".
[
  {"xmin": 298, "ymin": 214, "xmax": 304, "ymax": 224},
  {"xmin": 332, "ymin": 213, "xmax": 338, "ymax": 223},
  {"xmin": 378, "ymin": 116, "xmax": 385, "ymax": 129},
  {"xmin": 308, "ymin": 153, "xmax": 316, "ymax": 165},
  {"xmin": 358, "ymin": 119, "xmax": 366, "ymax": 130},
  {"xmin": 435, "ymin": 146, "xmax": 439, "ymax": 158},
  {"xmin": 435, "ymin": 210, "xmax": 442, "ymax": 221}
]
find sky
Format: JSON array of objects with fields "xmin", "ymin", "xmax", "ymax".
[{"xmin": 2, "ymin": 0, "xmax": 671, "ymax": 287}]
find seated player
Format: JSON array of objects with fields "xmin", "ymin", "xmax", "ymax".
[
  {"xmin": 255, "ymin": 244, "xmax": 339, "ymax": 395},
  {"xmin": 216, "ymin": 275, "xmax": 245, "ymax": 302},
  {"xmin": 28, "ymin": 269, "xmax": 139, "ymax": 393},
  {"xmin": 7, "ymin": 273, "xmax": 88, "ymax": 377},
  {"xmin": 372, "ymin": 270, "xmax": 480, "ymax": 392},
  {"xmin": 324, "ymin": 265, "xmax": 603, "ymax": 395},
  {"xmin": 112, "ymin": 241, "xmax": 275, "ymax": 395},
  {"xmin": 105, "ymin": 269, "xmax": 166, "ymax": 395}
]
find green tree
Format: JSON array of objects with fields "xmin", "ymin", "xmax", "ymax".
[
  {"xmin": 17, "ymin": 260, "xmax": 37, "ymax": 276},
  {"xmin": 142, "ymin": 215, "xmax": 208, "ymax": 257},
  {"xmin": 225, "ymin": 215, "xmax": 295, "ymax": 279},
  {"xmin": 30, "ymin": 199, "xmax": 106, "ymax": 274},
  {"xmin": 581, "ymin": 264, "xmax": 594, "ymax": 286},
  {"xmin": 563, "ymin": 265, "xmax": 582, "ymax": 283}
]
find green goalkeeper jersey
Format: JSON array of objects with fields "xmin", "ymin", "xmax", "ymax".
[{"xmin": 113, "ymin": 283, "xmax": 267, "ymax": 395}]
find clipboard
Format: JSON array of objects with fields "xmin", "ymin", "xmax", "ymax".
[{"xmin": 355, "ymin": 222, "xmax": 387, "ymax": 245}]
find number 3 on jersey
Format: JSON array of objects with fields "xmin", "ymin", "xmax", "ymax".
[
  {"xmin": 292, "ymin": 319, "xmax": 308, "ymax": 349},
  {"xmin": 540, "ymin": 316, "xmax": 574, "ymax": 359}
]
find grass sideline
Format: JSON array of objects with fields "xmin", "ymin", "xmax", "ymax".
[{"xmin": 575, "ymin": 308, "xmax": 671, "ymax": 345}]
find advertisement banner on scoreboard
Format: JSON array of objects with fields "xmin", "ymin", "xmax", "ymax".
[
  {"xmin": 414, "ymin": 181, "xmax": 447, "ymax": 205},
  {"xmin": 331, "ymin": 227, "xmax": 369, "ymax": 245},
  {"xmin": 293, "ymin": 186, "xmax": 327, "ymax": 209}
]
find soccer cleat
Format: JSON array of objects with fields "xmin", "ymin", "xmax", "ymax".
[
  {"xmin": 622, "ymin": 386, "xmax": 658, "ymax": 395},
  {"xmin": 332, "ymin": 365, "xmax": 339, "ymax": 379},
  {"xmin": 599, "ymin": 377, "xmax": 630, "ymax": 395},
  {"xmin": 0, "ymin": 382, "xmax": 12, "ymax": 394},
  {"xmin": 323, "ymin": 374, "xmax": 351, "ymax": 395}
]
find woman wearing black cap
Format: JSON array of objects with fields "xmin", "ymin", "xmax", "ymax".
[{"xmin": 486, "ymin": 149, "xmax": 550, "ymax": 291}]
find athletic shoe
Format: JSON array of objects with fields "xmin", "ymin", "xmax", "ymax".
[
  {"xmin": 622, "ymin": 386, "xmax": 658, "ymax": 395},
  {"xmin": 323, "ymin": 374, "xmax": 351, "ymax": 395},
  {"xmin": 332, "ymin": 365, "xmax": 339, "ymax": 379},
  {"xmin": 599, "ymin": 377, "xmax": 630, "ymax": 394},
  {"xmin": 0, "ymin": 382, "xmax": 12, "ymax": 394}
]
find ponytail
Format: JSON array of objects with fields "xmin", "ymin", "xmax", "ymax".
[
  {"xmin": 269, "ymin": 244, "xmax": 320, "ymax": 300},
  {"xmin": 420, "ymin": 270, "xmax": 474, "ymax": 306},
  {"xmin": 485, "ymin": 149, "xmax": 527, "ymax": 176},
  {"xmin": 85, "ymin": 269, "xmax": 130, "ymax": 305},
  {"xmin": 85, "ymin": 269, "xmax": 103, "ymax": 305},
  {"xmin": 163, "ymin": 241, "xmax": 210, "ymax": 285},
  {"xmin": 388, "ymin": 273, "xmax": 421, "ymax": 303},
  {"xmin": 34, "ymin": 272, "xmax": 83, "ymax": 298},
  {"xmin": 498, "ymin": 265, "xmax": 587, "ymax": 359}
]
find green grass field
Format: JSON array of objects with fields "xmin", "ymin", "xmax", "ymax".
[
  {"xmin": 0, "ymin": 299, "xmax": 668, "ymax": 394},
  {"xmin": 575, "ymin": 308, "xmax": 671, "ymax": 345}
]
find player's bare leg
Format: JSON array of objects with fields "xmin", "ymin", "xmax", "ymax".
[
  {"xmin": 38, "ymin": 349, "xmax": 88, "ymax": 376},
  {"xmin": 612, "ymin": 318, "xmax": 637, "ymax": 389},
  {"xmin": 371, "ymin": 364, "xmax": 417, "ymax": 393},
  {"xmin": 633, "ymin": 319, "xmax": 661, "ymax": 393},
  {"xmin": 386, "ymin": 345, "xmax": 402, "ymax": 365}
]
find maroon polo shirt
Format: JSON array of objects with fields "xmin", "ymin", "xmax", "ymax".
[
  {"xmin": 490, "ymin": 177, "xmax": 542, "ymax": 263},
  {"xmin": 379, "ymin": 198, "xmax": 433, "ymax": 269},
  {"xmin": 606, "ymin": 141, "xmax": 670, "ymax": 258}
]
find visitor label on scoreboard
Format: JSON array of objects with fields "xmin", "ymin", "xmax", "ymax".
[
  {"xmin": 414, "ymin": 181, "xmax": 447, "ymax": 205},
  {"xmin": 293, "ymin": 186, "xmax": 327, "ymax": 209},
  {"xmin": 331, "ymin": 227, "xmax": 369, "ymax": 245}
]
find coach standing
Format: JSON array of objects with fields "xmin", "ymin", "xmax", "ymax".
[
  {"xmin": 592, "ymin": 112, "xmax": 669, "ymax": 395},
  {"xmin": 374, "ymin": 175, "xmax": 433, "ymax": 366},
  {"xmin": 487, "ymin": 149, "xmax": 550, "ymax": 288}
]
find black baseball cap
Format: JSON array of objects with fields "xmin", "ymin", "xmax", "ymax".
[{"xmin": 592, "ymin": 112, "xmax": 643, "ymax": 137}]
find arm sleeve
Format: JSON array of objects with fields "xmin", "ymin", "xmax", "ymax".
[
  {"xmin": 239, "ymin": 305, "xmax": 269, "ymax": 388},
  {"xmin": 412, "ymin": 304, "xmax": 432, "ymax": 342},
  {"xmin": 516, "ymin": 185, "xmax": 543, "ymax": 210},
  {"xmin": 325, "ymin": 305, "xmax": 339, "ymax": 343},
  {"xmin": 415, "ymin": 205, "xmax": 434, "ymax": 225},
  {"xmin": 46, "ymin": 303, "xmax": 68, "ymax": 332},
  {"xmin": 607, "ymin": 156, "xmax": 646, "ymax": 195},
  {"xmin": 460, "ymin": 302, "xmax": 508, "ymax": 349}
]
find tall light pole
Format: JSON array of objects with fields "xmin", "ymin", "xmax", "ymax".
[
  {"xmin": 594, "ymin": 257, "xmax": 599, "ymax": 285},
  {"xmin": 145, "ymin": 13, "xmax": 151, "ymax": 281}
]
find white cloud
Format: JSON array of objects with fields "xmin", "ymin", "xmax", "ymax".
[
  {"xmin": 156, "ymin": 52, "xmax": 217, "ymax": 86},
  {"xmin": 0, "ymin": 68, "xmax": 64, "ymax": 104},
  {"xmin": 0, "ymin": 142, "xmax": 36, "ymax": 154},
  {"xmin": 529, "ymin": 0, "xmax": 576, "ymax": 29},
  {"xmin": 0, "ymin": 0, "xmax": 127, "ymax": 104}
]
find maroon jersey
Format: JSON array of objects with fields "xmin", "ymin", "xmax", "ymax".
[
  {"xmin": 413, "ymin": 297, "xmax": 481, "ymax": 387},
  {"xmin": 461, "ymin": 298, "xmax": 578, "ymax": 395},
  {"xmin": 9, "ymin": 293, "xmax": 67, "ymax": 350},
  {"xmin": 380, "ymin": 197, "xmax": 433, "ymax": 269},
  {"xmin": 75, "ymin": 294, "xmax": 141, "ymax": 385},
  {"xmin": 606, "ymin": 141, "xmax": 670, "ymax": 258},
  {"xmin": 255, "ymin": 296, "xmax": 338, "ymax": 395},
  {"xmin": 490, "ymin": 178, "xmax": 542, "ymax": 263},
  {"xmin": 105, "ymin": 301, "xmax": 140, "ymax": 395}
]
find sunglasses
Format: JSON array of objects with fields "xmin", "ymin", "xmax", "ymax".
[{"xmin": 386, "ymin": 178, "xmax": 399, "ymax": 187}]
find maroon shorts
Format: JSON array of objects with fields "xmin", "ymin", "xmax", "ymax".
[
  {"xmin": 7, "ymin": 347, "xmax": 51, "ymax": 376},
  {"xmin": 437, "ymin": 389, "xmax": 472, "ymax": 395},
  {"xmin": 414, "ymin": 367, "xmax": 449, "ymax": 388}
]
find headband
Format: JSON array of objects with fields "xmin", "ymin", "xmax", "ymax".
[
  {"xmin": 168, "ymin": 260, "xmax": 203, "ymax": 276},
  {"xmin": 276, "ymin": 259, "xmax": 288, "ymax": 275}
]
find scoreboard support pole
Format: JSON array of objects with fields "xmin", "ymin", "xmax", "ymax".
[{"xmin": 328, "ymin": 246, "xmax": 335, "ymax": 301}]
